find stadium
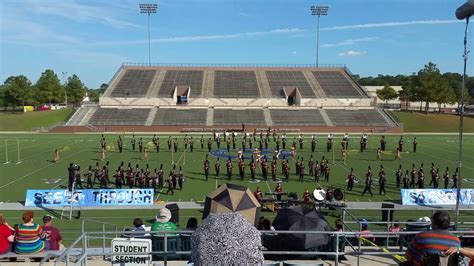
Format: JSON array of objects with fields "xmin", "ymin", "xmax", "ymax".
[{"xmin": 1, "ymin": 1, "xmax": 474, "ymax": 265}]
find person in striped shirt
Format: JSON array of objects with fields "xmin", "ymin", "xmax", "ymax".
[
  {"xmin": 14, "ymin": 211, "xmax": 48, "ymax": 254},
  {"xmin": 405, "ymin": 211, "xmax": 460, "ymax": 265}
]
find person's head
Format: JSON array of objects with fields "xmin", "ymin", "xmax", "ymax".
[
  {"xmin": 431, "ymin": 211, "xmax": 451, "ymax": 230},
  {"xmin": 261, "ymin": 219, "xmax": 271, "ymax": 231},
  {"xmin": 22, "ymin": 211, "xmax": 34, "ymax": 223},
  {"xmin": 43, "ymin": 215, "xmax": 53, "ymax": 225},
  {"xmin": 133, "ymin": 218, "xmax": 143, "ymax": 228},
  {"xmin": 0, "ymin": 213, "xmax": 6, "ymax": 225},
  {"xmin": 156, "ymin": 208, "xmax": 172, "ymax": 223},
  {"xmin": 335, "ymin": 219, "xmax": 343, "ymax": 231},
  {"xmin": 186, "ymin": 217, "xmax": 198, "ymax": 230}
]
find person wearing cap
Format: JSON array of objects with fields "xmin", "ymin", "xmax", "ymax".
[
  {"xmin": 151, "ymin": 208, "xmax": 177, "ymax": 232},
  {"xmin": 42, "ymin": 215, "xmax": 63, "ymax": 251}
]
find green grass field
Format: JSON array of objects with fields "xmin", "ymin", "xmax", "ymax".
[
  {"xmin": 0, "ymin": 133, "xmax": 473, "ymax": 245},
  {"xmin": 391, "ymin": 111, "xmax": 474, "ymax": 132},
  {"xmin": 0, "ymin": 108, "xmax": 74, "ymax": 131}
]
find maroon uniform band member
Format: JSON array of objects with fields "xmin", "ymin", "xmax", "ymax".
[
  {"xmin": 444, "ymin": 168, "xmax": 450, "ymax": 189},
  {"xmin": 347, "ymin": 168, "xmax": 355, "ymax": 191},
  {"xmin": 214, "ymin": 158, "xmax": 220, "ymax": 177},
  {"xmin": 361, "ymin": 166, "xmax": 373, "ymax": 197},
  {"xmin": 398, "ymin": 136, "xmax": 404, "ymax": 152},
  {"xmin": 204, "ymin": 158, "xmax": 210, "ymax": 181},
  {"xmin": 254, "ymin": 187, "xmax": 263, "ymax": 202},
  {"xmin": 275, "ymin": 183, "xmax": 283, "ymax": 201},
  {"xmin": 302, "ymin": 189, "xmax": 312, "ymax": 204},
  {"xmin": 226, "ymin": 157, "xmax": 233, "ymax": 180},
  {"xmin": 250, "ymin": 160, "xmax": 256, "ymax": 180},
  {"xmin": 166, "ymin": 173, "xmax": 174, "ymax": 195},
  {"xmin": 158, "ymin": 165, "xmax": 164, "ymax": 189}
]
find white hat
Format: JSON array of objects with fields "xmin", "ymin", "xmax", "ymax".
[
  {"xmin": 156, "ymin": 208, "xmax": 172, "ymax": 223},
  {"xmin": 417, "ymin": 216, "xmax": 431, "ymax": 224}
]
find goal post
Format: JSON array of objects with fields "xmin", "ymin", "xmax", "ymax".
[{"xmin": 3, "ymin": 139, "xmax": 21, "ymax": 164}]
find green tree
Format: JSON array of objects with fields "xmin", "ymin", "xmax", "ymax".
[
  {"xmin": 376, "ymin": 85, "xmax": 398, "ymax": 104},
  {"xmin": 3, "ymin": 75, "xmax": 32, "ymax": 108},
  {"xmin": 35, "ymin": 69, "xmax": 63, "ymax": 105},
  {"xmin": 417, "ymin": 62, "xmax": 445, "ymax": 114},
  {"xmin": 65, "ymin": 74, "xmax": 86, "ymax": 105}
]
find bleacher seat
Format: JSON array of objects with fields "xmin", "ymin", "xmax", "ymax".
[
  {"xmin": 213, "ymin": 109, "xmax": 265, "ymax": 125},
  {"xmin": 158, "ymin": 70, "xmax": 204, "ymax": 98},
  {"xmin": 88, "ymin": 108, "xmax": 151, "ymax": 126},
  {"xmin": 312, "ymin": 71, "xmax": 364, "ymax": 98},
  {"xmin": 269, "ymin": 109, "xmax": 326, "ymax": 126},
  {"xmin": 214, "ymin": 71, "xmax": 261, "ymax": 98},
  {"xmin": 152, "ymin": 109, "xmax": 207, "ymax": 125},
  {"xmin": 110, "ymin": 70, "xmax": 156, "ymax": 97},
  {"xmin": 325, "ymin": 109, "xmax": 390, "ymax": 126},
  {"xmin": 266, "ymin": 71, "xmax": 316, "ymax": 98}
]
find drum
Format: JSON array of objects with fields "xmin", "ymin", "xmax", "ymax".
[
  {"xmin": 313, "ymin": 189, "xmax": 326, "ymax": 202},
  {"xmin": 334, "ymin": 188, "xmax": 344, "ymax": 201}
]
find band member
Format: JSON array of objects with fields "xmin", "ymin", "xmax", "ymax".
[
  {"xmin": 204, "ymin": 157, "xmax": 210, "ymax": 181},
  {"xmin": 166, "ymin": 173, "xmax": 174, "ymax": 195},
  {"xmin": 239, "ymin": 158, "xmax": 245, "ymax": 180},
  {"xmin": 395, "ymin": 165, "xmax": 402, "ymax": 188},
  {"xmin": 200, "ymin": 135, "xmax": 204, "ymax": 150},
  {"xmin": 395, "ymin": 148, "xmax": 401, "ymax": 160},
  {"xmin": 276, "ymin": 137, "xmax": 281, "ymax": 151},
  {"xmin": 398, "ymin": 136, "xmax": 404, "ymax": 152},
  {"xmin": 100, "ymin": 166, "xmax": 108, "ymax": 189},
  {"xmin": 343, "ymin": 132, "xmax": 349, "ymax": 150},
  {"xmin": 314, "ymin": 160, "xmax": 321, "ymax": 183},
  {"xmin": 308, "ymin": 155, "xmax": 314, "ymax": 176},
  {"xmin": 131, "ymin": 135, "xmax": 136, "ymax": 150},
  {"xmin": 402, "ymin": 170, "xmax": 410, "ymax": 189},
  {"xmin": 53, "ymin": 148, "xmax": 60, "ymax": 163},
  {"xmin": 216, "ymin": 134, "xmax": 221, "ymax": 149},
  {"xmin": 362, "ymin": 166, "xmax": 373, "ymax": 197},
  {"xmin": 302, "ymin": 189, "xmax": 312, "ymax": 204},
  {"xmin": 208, "ymin": 138, "xmax": 213, "ymax": 153},
  {"xmin": 189, "ymin": 137, "xmax": 194, "ymax": 152},
  {"xmin": 114, "ymin": 169, "xmax": 122, "ymax": 189},
  {"xmin": 117, "ymin": 137, "xmax": 123, "ymax": 153},
  {"xmin": 433, "ymin": 168, "xmax": 440, "ymax": 189},
  {"xmin": 264, "ymin": 138, "xmax": 269, "ymax": 150},
  {"xmin": 85, "ymin": 165, "xmax": 93, "ymax": 189},
  {"xmin": 324, "ymin": 161, "xmax": 330, "ymax": 182},
  {"xmin": 444, "ymin": 168, "xmax": 450, "ymax": 189},
  {"xmin": 271, "ymin": 160, "xmax": 277, "ymax": 181},
  {"xmin": 412, "ymin": 137, "xmax": 417, "ymax": 153},
  {"xmin": 75, "ymin": 166, "xmax": 83, "ymax": 189},
  {"xmin": 126, "ymin": 168, "xmax": 134, "ymax": 189},
  {"xmin": 298, "ymin": 135, "xmax": 303, "ymax": 150},
  {"xmin": 417, "ymin": 169, "xmax": 425, "ymax": 189},
  {"xmin": 380, "ymin": 135, "xmax": 386, "ymax": 151},
  {"xmin": 158, "ymin": 165, "xmax": 164, "ymax": 189},
  {"xmin": 290, "ymin": 146, "xmax": 297, "ymax": 158},
  {"xmin": 410, "ymin": 164, "xmax": 417, "ymax": 188},
  {"xmin": 171, "ymin": 166, "xmax": 177, "ymax": 189},
  {"xmin": 100, "ymin": 147, "xmax": 106, "ymax": 161},
  {"xmin": 214, "ymin": 158, "xmax": 220, "ymax": 177},
  {"xmin": 173, "ymin": 138, "xmax": 178, "ymax": 153},
  {"xmin": 379, "ymin": 172, "xmax": 386, "ymax": 195},
  {"xmin": 452, "ymin": 168, "xmax": 459, "ymax": 189},
  {"xmin": 299, "ymin": 159, "xmax": 305, "ymax": 182},
  {"xmin": 143, "ymin": 147, "xmax": 148, "ymax": 160},
  {"xmin": 226, "ymin": 139, "xmax": 231, "ymax": 152},
  {"xmin": 311, "ymin": 135, "xmax": 316, "ymax": 153},
  {"xmin": 168, "ymin": 136, "xmax": 172, "ymax": 150},
  {"xmin": 327, "ymin": 133, "xmax": 333, "ymax": 152},
  {"xmin": 275, "ymin": 183, "xmax": 283, "ymax": 201},
  {"xmin": 100, "ymin": 134, "xmax": 106, "ymax": 150},
  {"xmin": 347, "ymin": 168, "xmax": 355, "ymax": 191},
  {"xmin": 178, "ymin": 167, "xmax": 184, "ymax": 191},
  {"xmin": 282, "ymin": 135, "xmax": 287, "ymax": 150},
  {"xmin": 254, "ymin": 187, "xmax": 263, "ymax": 202},
  {"xmin": 226, "ymin": 157, "xmax": 233, "ymax": 180},
  {"xmin": 250, "ymin": 160, "xmax": 256, "ymax": 181},
  {"xmin": 138, "ymin": 137, "xmax": 143, "ymax": 153},
  {"xmin": 184, "ymin": 134, "xmax": 189, "ymax": 150},
  {"xmin": 261, "ymin": 159, "xmax": 269, "ymax": 180},
  {"xmin": 93, "ymin": 162, "xmax": 100, "ymax": 185},
  {"xmin": 155, "ymin": 137, "xmax": 160, "ymax": 153},
  {"xmin": 341, "ymin": 149, "xmax": 347, "ymax": 165},
  {"xmin": 362, "ymin": 133, "xmax": 368, "ymax": 151}
]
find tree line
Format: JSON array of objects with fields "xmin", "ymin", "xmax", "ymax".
[
  {"xmin": 356, "ymin": 62, "xmax": 473, "ymax": 113},
  {"xmin": 0, "ymin": 69, "xmax": 108, "ymax": 109}
]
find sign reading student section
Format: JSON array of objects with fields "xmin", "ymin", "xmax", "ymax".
[{"xmin": 112, "ymin": 238, "xmax": 152, "ymax": 266}]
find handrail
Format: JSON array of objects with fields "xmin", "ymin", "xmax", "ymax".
[
  {"xmin": 53, "ymin": 233, "xmax": 84, "ymax": 266},
  {"xmin": 81, "ymin": 219, "xmax": 119, "ymax": 234},
  {"xmin": 122, "ymin": 62, "xmax": 346, "ymax": 68}
]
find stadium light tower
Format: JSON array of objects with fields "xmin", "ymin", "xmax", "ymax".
[
  {"xmin": 139, "ymin": 3, "xmax": 158, "ymax": 66},
  {"xmin": 311, "ymin": 5, "xmax": 328, "ymax": 67},
  {"xmin": 454, "ymin": 0, "xmax": 474, "ymax": 229}
]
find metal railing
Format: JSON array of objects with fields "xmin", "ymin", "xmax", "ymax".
[
  {"xmin": 46, "ymin": 229, "xmax": 474, "ymax": 266},
  {"xmin": 122, "ymin": 62, "xmax": 346, "ymax": 69}
]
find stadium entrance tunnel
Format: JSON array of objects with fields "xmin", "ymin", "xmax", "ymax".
[{"xmin": 209, "ymin": 148, "xmax": 292, "ymax": 160}]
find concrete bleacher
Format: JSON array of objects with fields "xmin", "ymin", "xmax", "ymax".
[
  {"xmin": 312, "ymin": 71, "xmax": 364, "ymax": 98},
  {"xmin": 213, "ymin": 71, "xmax": 261, "ymax": 98},
  {"xmin": 269, "ymin": 109, "xmax": 327, "ymax": 126},
  {"xmin": 152, "ymin": 108, "xmax": 207, "ymax": 125},
  {"xmin": 325, "ymin": 109, "xmax": 391, "ymax": 126},
  {"xmin": 109, "ymin": 69, "xmax": 156, "ymax": 97},
  {"xmin": 88, "ymin": 108, "xmax": 151, "ymax": 126},
  {"xmin": 213, "ymin": 109, "xmax": 265, "ymax": 125},
  {"xmin": 157, "ymin": 70, "xmax": 204, "ymax": 98},
  {"xmin": 265, "ymin": 71, "xmax": 316, "ymax": 98}
]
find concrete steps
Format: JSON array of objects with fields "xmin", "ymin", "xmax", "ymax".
[
  {"xmin": 78, "ymin": 106, "xmax": 98, "ymax": 126},
  {"xmin": 255, "ymin": 70, "xmax": 273, "ymax": 98},
  {"xmin": 303, "ymin": 71, "xmax": 327, "ymax": 98},
  {"xmin": 319, "ymin": 109, "xmax": 334, "ymax": 126},
  {"xmin": 206, "ymin": 108, "xmax": 214, "ymax": 126},
  {"xmin": 146, "ymin": 70, "xmax": 167, "ymax": 98},
  {"xmin": 145, "ymin": 108, "xmax": 158, "ymax": 126}
]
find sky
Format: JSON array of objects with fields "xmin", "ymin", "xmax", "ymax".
[{"xmin": 0, "ymin": 0, "xmax": 473, "ymax": 89}]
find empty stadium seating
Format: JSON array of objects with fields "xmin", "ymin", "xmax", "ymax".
[
  {"xmin": 269, "ymin": 109, "xmax": 326, "ymax": 126},
  {"xmin": 110, "ymin": 70, "xmax": 156, "ymax": 97},
  {"xmin": 214, "ymin": 71, "xmax": 260, "ymax": 98},
  {"xmin": 152, "ymin": 108, "xmax": 207, "ymax": 125},
  {"xmin": 88, "ymin": 108, "xmax": 151, "ymax": 125},
  {"xmin": 266, "ymin": 71, "xmax": 316, "ymax": 98},
  {"xmin": 158, "ymin": 70, "xmax": 204, "ymax": 98},
  {"xmin": 213, "ymin": 109, "xmax": 265, "ymax": 125},
  {"xmin": 325, "ymin": 109, "xmax": 390, "ymax": 126},
  {"xmin": 312, "ymin": 71, "xmax": 364, "ymax": 98}
]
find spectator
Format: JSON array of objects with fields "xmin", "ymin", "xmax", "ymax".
[
  {"xmin": 0, "ymin": 213, "xmax": 14, "ymax": 255},
  {"xmin": 14, "ymin": 211, "xmax": 47, "ymax": 254},
  {"xmin": 444, "ymin": 247, "xmax": 474, "ymax": 266},
  {"xmin": 405, "ymin": 211, "xmax": 460, "ymax": 266},
  {"xmin": 186, "ymin": 218, "xmax": 198, "ymax": 231},
  {"xmin": 151, "ymin": 208, "xmax": 177, "ymax": 232},
  {"xmin": 388, "ymin": 222, "xmax": 401, "ymax": 246},
  {"xmin": 335, "ymin": 219, "xmax": 343, "ymax": 232},
  {"xmin": 359, "ymin": 219, "xmax": 374, "ymax": 243},
  {"xmin": 42, "ymin": 215, "xmax": 63, "ymax": 251}
]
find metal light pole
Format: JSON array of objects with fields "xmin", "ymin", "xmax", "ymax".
[
  {"xmin": 139, "ymin": 3, "xmax": 158, "ymax": 66},
  {"xmin": 311, "ymin": 5, "xmax": 328, "ymax": 67},
  {"xmin": 62, "ymin": 71, "xmax": 68, "ymax": 105},
  {"xmin": 454, "ymin": 0, "xmax": 473, "ymax": 229}
]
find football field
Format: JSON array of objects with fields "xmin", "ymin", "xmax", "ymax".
[{"xmin": 1, "ymin": 133, "xmax": 473, "ymax": 204}]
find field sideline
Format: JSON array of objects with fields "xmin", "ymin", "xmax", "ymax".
[{"xmin": 1, "ymin": 133, "xmax": 473, "ymax": 204}]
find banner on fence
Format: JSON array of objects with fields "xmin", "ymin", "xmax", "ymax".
[
  {"xmin": 25, "ymin": 189, "xmax": 154, "ymax": 207},
  {"xmin": 401, "ymin": 189, "xmax": 474, "ymax": 206}
]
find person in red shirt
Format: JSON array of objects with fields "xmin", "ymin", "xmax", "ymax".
[
  {"xmin": 254, "ymin": 187, "xmax": 263, "ymax": 202},
  {"xmin": 42, "ymin": 215, "xmax": 63, "ymax": 251},
  {"xmin": 0, "ymin": 213, "xmax": 14, "ymax": 254}
]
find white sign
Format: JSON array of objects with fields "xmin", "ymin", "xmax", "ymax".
[{"xmin": 112, "ymin": 238, "xmax": 152, "ymax": 266}]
